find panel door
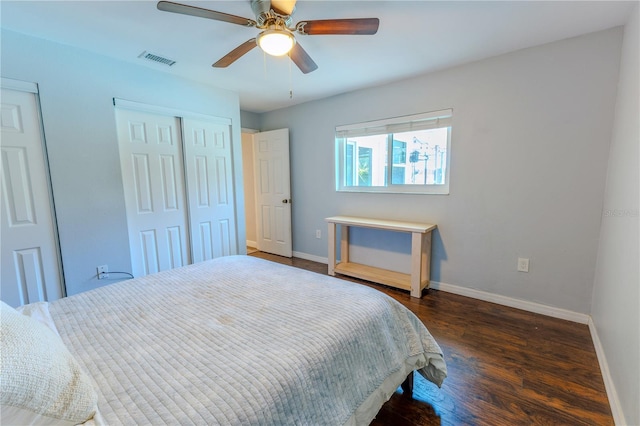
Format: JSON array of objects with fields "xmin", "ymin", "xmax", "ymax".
[
  {"xmin": 183, "ymin": 118, "xmax": 237, "ymax": 262},
  {"xmin": 254, "ymin": 128, "xmax": 292, "ymax": 257},
  {"xmin": 115, "ymin": 109, "xmax": 190, "ymax": 277},
  {"xmin": 1, "ymin": 86, "xmax": 64, "ymax": 306}
]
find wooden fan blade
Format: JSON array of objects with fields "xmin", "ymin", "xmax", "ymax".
[
  {"xmin": 213, "ymin": 39, "xmax": 257, "ymax": 68},
  {"xmin": 157, "ymin": 1, "xmax": 256, "ymax": 27},
  {"xmin": 271, "ymin": 0, "xmax": 297, "ymax": 16},
  {"xmin": 289, "ymin": 43, "xmax": 318, "ymax": 74},
  {"xmin": 296, "ymin": 18, "xmax": 379, "ymax": 35}
]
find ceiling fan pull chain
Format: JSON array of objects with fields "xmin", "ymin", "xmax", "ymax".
[{"xmin": 289, "ymin": 55, "xmax": 293, "ymax": 99}]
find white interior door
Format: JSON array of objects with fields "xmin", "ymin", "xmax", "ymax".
[
  {"xmin": 183, "ymin": 117, "xmax": 237, "ymax": 261},
  {"xmin": 116, "ymin": 108, "xmax": 190, "ymax": 277},
  {"xmin": 1, "ymin": 83, "xmax": 64, "ymax": 307},
  {"xmin": 253, "ymin": 128, "xmax": 292, "ymax": 257}
]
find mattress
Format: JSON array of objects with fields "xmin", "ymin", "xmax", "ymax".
[{"xmin": 47, "ymin": 255, "xmax": 447, "ymax": 425}]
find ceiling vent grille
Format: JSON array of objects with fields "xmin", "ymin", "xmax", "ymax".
[{"xmin": 138, "ymin": 51, "xmax": 176, "ymax": 66}]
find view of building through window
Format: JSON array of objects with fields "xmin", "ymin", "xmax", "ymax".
[
  {"xmin": 344, "ymin": 127, "xmax": 448, "ymax": 187},
  {"xmin": 336, "ymin": 108, "xmax": 452, "ymax": 194}
]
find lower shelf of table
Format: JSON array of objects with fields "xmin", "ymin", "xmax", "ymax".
[{"xmin": 333, "ymin": 262, "xmax": 429, "ymax": 293}]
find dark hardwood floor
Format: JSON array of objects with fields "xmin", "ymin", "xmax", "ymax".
[{"xmin": 249, "ymin": 251, "xmax": 614, "ymax": 426}]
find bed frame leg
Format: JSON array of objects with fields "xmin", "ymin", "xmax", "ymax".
[{"xmin": 401, "ymin": 371, "xmax": 414, "ymax": 397}]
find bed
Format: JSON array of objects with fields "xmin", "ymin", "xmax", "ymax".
[{"xmin": 1, "ymin": 255, "xmax": 447, "ymax": 425}]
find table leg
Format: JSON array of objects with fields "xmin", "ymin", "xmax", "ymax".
[
  {"xmin": 340, "ymin": 225, "xmax": 350, "ymax": 264},
  {"xmin": 327, "ymin": 222, "xmax": 336, "ymax": 276},
  {"xmin": 410, "ymin": 232, "xmax": 423, "ymax": 298},
  {"xmin": 422, "ymin": 231, "xmax": 432, "ymax": 290}
]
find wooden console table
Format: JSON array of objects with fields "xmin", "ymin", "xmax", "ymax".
[{"xmin": 325, "ymin": 216, "xmax": 437, "ymax": 298}]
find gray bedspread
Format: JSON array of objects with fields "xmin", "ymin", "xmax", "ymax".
[{"xmin": 49, "ymin": 255, "xmax": 446, "ymax": 425}]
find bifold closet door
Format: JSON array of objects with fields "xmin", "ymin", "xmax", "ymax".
[
  {"xmin": 182, "ymin": 118, "xmax": 237, "ymax": 262},
  {"xmin": 115, "ymin": 109, "xmax": 190, "ymax": 277},
  {"xmin": 1, "ymin": 85, "xmax": 64, "ymax": 306}
]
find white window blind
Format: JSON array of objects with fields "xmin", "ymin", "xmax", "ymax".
[{"xmin": 335, "ymin": 109, "xmax": 453, "ymax": 139}]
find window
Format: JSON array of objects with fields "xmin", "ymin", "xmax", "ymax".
[{"xmin": 335, "ymin": 109, "xmax": 452, "ymax": 194}]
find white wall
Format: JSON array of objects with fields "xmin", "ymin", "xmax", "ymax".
[
  {"xmin": 259, "ymin": 28, "xmax": 623, "ymax": 314},
  {"xmin": 591, "ymin": 5, "xmax": 640, "ymax": 425},
  {"xmin": 0, "ymin": 30, "xmax": 245, "ymax": 296}
]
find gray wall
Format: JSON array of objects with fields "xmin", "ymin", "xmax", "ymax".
[
  {"xmin": 240, "ymin": 110, "xmax": 261, "ymax": 130},
  {"xmin": 591, "ymin": 5, "xmax": 639, "ymax": 425},
  {"xmin": 1, "ymin": 30, "xmax": 245, "ymax": 296},
  {"xmin": 259, "ymin": 28, "xmax": 623, "ymax": 315}
]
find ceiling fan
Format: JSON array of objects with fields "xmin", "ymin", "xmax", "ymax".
[{"xmin": 157, "ymin": 0, "xmax": 379, "ymax": 74}]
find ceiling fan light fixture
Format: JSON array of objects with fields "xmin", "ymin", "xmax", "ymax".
[{"xmin": 257, "ymin": 29, "xmax": 295, "ymax": 56}]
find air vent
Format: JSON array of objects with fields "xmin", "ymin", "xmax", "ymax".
[{"xmin": 138, "ymin": 51, "xmax": 176, "ymax": 66}]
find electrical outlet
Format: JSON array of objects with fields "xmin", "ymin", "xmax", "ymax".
[
  {"xmin": 517, "ymin": 258, "xmax": 529, "ymax": 273},
  {"xmin": 315, "ymin": 229, "xmax": 322, "ymax": 239},
  {"xmin": 97, "ymin": 265, "xmax": 109, "ymax": 280}
]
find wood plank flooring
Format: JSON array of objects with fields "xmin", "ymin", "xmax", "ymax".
[{"xmin": 249, "ymin": 251, "xmax": 613, "ymax": 426}]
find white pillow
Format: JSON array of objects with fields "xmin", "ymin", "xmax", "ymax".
[
  {"xmin": 16, "ymin": 301, "xmax": 61, "ymax": 336},
  {"xmin": 0, "ymin": 301, "xmax": 98, "ymax": 425}
]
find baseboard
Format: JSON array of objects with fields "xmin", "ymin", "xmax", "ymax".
[
  {"xmin": 430, "ymin": 281, "xmax": 626, "ymax": 424},
  {"xmin": 292, "ymin": 251, "xmax": 328, "ymax": 264},
  {"xmin": 430, "ymin": 280, "xmax": 590, "ymax": 324},
  {"xmin": 588, "ymin": 319, "xmax": 627, "ymax": 426},
  {"xmin": 246, "ymin": 240, "xmax": 257, "ymax": 249}
]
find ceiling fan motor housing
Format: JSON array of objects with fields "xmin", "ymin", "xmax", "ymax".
[{"xmin": 251, "ymin": 0, "xmax": 293, "ymax": 28}]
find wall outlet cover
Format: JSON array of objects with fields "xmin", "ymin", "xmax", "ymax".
[
  {"xmin": 517, "ymin": 258, "xmax": 530, "ymax": 273},
  {"xmin": 97, "ymin": 265, "xmax": 109, "ymax": 279}
]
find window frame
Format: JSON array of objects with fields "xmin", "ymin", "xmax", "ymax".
[{"xmin": 335, "ymin": 109, "xmax": 452, "ymax": 194}]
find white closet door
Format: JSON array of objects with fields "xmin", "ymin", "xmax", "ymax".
[
  {"xmin": 115, "ymin": 109, "xmax": 190, "ymax": 277},
  {"xmin": 1, "ymin": 86, "xmax": 64, "ymax": 306},
  {"xmin": 183, "ymin": 118, "xmax": 237, "ymax": 262}
]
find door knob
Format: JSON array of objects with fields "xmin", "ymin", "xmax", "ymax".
[{"xmin": 282, "ymin": 199, "xmax": 291, "ymax": 204}]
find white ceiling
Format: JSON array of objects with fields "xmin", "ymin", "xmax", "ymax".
[{"xmin": 1, "ymin": 1, "xmax": 635, "ymax": 113}]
